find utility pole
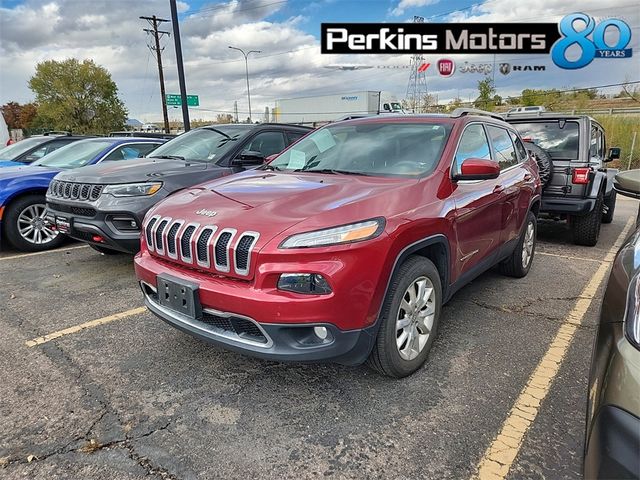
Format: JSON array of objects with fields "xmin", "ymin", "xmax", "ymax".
[
  {"xmin": 233, "ymin": 101, "xmax": 239, "ymax": 123},
  {"xmin": 169, "ymin": 0, "xmax": 190, "ymax": 132},
  {"xmin": 141, "ymin": 15, "xmax": 170, "ymax": 134},
  {"xmin": 228, "ymin": 46, "xmax": 261, "ymax": 122}
]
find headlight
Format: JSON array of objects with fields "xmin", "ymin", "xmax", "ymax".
[
  {"xmin": 625, "ymin": 273, "xmax": 640, "ymax": 350},
  {"xmin": 280, "ymin": 218, "xmax": 385, "ymax": 248},
  {"xmin": 103, "ymin": 182, "xmax": 162, "ymax": 197}
]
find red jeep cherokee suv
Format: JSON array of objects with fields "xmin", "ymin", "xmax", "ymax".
[{"xmin": 134, "ymin": 110, "xmax": 541, "ymax": 377}]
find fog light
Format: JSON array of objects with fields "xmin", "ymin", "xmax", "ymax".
[
  {"xmin": 277, "ymin": 273, "xmax": 332, "ymax": 295},
  {"xmin": 313, "ymin": 326, "xmax": 328, "ymax": 340}
]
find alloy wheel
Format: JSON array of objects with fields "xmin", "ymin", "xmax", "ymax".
[
  {"xmin": 396, "ymin": 276, "xmax": 436, "ymax": 361},
  {"xmin": 521, "ymin": 221, "xmax": 535, "ymax": 268},
  {"xmin": 17, "ymin": 203, "xmax": 58, "ymax": 245}
]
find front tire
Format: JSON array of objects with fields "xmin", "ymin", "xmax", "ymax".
[
  {"xmin": 500, "ymin": 211, "xmax": 537, "ymax": 278},
  {"xmin": 367, "ymin": 256, "xmax": 442, "ymax": 378},
  {"xmin": 3, "ymin": 195, "xmax": 65, "ymax": 252}
]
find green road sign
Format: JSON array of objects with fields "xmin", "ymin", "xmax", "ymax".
[{"xmin": 165, "ymin": 94, "xmax": 199, "ymax": 107}]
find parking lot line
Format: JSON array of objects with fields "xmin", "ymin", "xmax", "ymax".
[
  {"xmin": 536, "ymin": 251, "xmax": 605, "ymax": 263},
  {"xmin": 0, "ymin": 244, "xmax": 89, "ymax": 262},
  {"xmin": 25, "ymin": 307, "xmax": 147, "ymax": 347},
  {"xmin": 474, "ymin": 216, "xmax": 635, "ymax": 480}
]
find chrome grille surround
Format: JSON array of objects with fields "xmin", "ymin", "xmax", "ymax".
[
  {"xmin": 145, "ymin": 219, "xmax": 258, "ymax": 277},
  {"xmin": 233, "ymin": 232, "xmax": 260, "ymax": 276}
]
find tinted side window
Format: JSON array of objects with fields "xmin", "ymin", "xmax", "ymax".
[
  {"xmin": 487, "ymin": 126, "xmax": 518, "ymax": 170},
  {"xmin": 509, "ymin": 131, "xmax": 528, "ymax": 161},
  {"xmin": 246, "ymin": 131, "xmax": 286, "ymax": 157},
  {"xmin": 286, "ymin": 131, "xmax": 306, "ymax": 145},
  {"xmin": 590, "ymin": 126, "xmax": 604, "ymax": 159},
  {"xmin": 454, "ymin": 124, "xmax": 492, "ymax": 172},
  {"xmin": 103, "ymin": 143, "xmax": 159, "ymax": 161}
]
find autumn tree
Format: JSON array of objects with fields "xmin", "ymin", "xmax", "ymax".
[
  {"xmin": 28, "ymin": 59, "xmax": 127, "ymax": 134},
  {"xmin": 215, "ymin": 113, "xmax": 235, "ymax": 124},
  {"xmin": 1, "ymin": 101, "xmax": 38, "ymax": 129}
]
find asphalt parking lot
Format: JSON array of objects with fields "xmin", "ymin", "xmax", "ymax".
[{"xmin": 1, "ymin": 197, "xmax": 638, "ymax": 480}]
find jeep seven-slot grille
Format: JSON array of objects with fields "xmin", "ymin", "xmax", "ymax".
[
  {"xmin": 145, "ymin": 217, "xmax": 158, "ymax": 249},
  {"xmin": 215, "ymin": 232, "xmax": 233, "ymax": 267},
  {"xmin": 166, "ymin": 223, "xmax": 181, "ymax": 255},
  {"xmin": 180, "ymin": 225, "xmax": 197, "ymax": 259},
  {"xmin": 154, "ymin": 219, "xmax": 169, "ymax": 252},
  {"xmin": 197, "ymin": 228, "xmax": 215, "ymax": 263},
  {"xmin": 144, "ymin": 218, "xmax": 258, "ymax": 277},
  {"xmin": 48, "ymin": 180, "xmax": 104, "ymax": 201}
]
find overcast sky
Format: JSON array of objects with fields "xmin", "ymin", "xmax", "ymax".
[{"xmin": 1, "ymin": 0, "xmax": 638, "ymax": 123}]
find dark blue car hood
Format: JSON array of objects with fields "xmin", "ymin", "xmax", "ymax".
[{"xmin": 0, "ymin": 165, "xmax": 61, "ymax": 183}]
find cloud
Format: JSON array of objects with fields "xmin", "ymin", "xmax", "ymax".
[{"xmin": 390, "ymin": 0, "xmax": 439, "ymax": 17}]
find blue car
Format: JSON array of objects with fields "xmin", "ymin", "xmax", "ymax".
[
  {"xmin": 0, "ymin": 133, "xmax": 92, "ymax": 167},
  {"xmin": 0, "ymin": 137, "xmax": 164, "ymax": 252}
]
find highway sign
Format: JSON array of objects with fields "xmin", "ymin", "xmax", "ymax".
[{"xmin": 165, "ymin": 94, "xmax": 199, "ymax": 107}]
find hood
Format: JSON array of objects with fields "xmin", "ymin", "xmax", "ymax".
[
  {"xmin": 0, "ymin": 165, "xmax": 59, "ymax": 182},
  {"xmin": 148, "ymin": 170, "xmax": 409, "ymax": 246},
  {"xmin": 55, "ymin": 157, "xmax": 211, "ymax": 184},
  {"xmin": 0, "ymin": 160, "xmax": 25, "ymax": 168}
]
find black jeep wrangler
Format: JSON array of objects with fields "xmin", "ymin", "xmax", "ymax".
[{"xmin": 505, "ymin": 113, "xmax": 621, "ymax": 246}]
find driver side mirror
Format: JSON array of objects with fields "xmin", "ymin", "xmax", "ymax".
[
  {"xmin": 454, "ymin": 158, "xmax": 500, "ymax": 181},
  {"xmin": 233, "ymin": 150, "xmax": 265, "ymax": 166},
  {"xmin": 606, "ymin": 147, "xmax": 621, "ymax": 162}
]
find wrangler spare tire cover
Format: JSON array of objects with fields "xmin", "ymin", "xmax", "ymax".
[{"xmin": 524, "ymin": 141, "xmax": 553, "ymax": 189}]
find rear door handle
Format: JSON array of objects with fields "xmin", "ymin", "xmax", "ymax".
[
  {"xmin": 524, "ymin": 174, "xmax": 532, "ymax": 181},
  {"xmin": 493, "ymin": 185, "xmax": 504, "ymax": 194}
]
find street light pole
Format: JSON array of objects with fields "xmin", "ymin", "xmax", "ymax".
[{"xmin": 228, "ymin": 46, "xmax": 260, "ymax": 122}]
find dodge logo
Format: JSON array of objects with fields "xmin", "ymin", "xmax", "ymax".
[{"xmin": 195, "ymin": 209, "xmax": 218, "ymax": 218}]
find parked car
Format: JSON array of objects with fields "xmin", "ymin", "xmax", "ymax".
[
  {"xmin": 0, "ymin": 132, "xmax": 92, "ymax": 167},
  {"xmin": 46, "ymin": 123, "xmax": 312, "ymax": 254},
  {"xmin": 505, "ymin": 113, "xmax": 620, "ymax": 246},
  {"xmin": 109, "ymin": 131, "xmax": 177, "ymax": 140},
  {"xmin": 134, "ymin": 109, "xmax": 541, "ymax": 378},
  {"xmin": 584, "ymin": 169, "xmax": 640, "ymax": 479},
  {"xmin": 0, "ymin": 137, "xmax": 165, "ymax": 252}
]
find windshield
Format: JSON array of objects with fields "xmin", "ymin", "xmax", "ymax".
[
  {"xmin": 0, "ymin": 137, "xmax": 49, "ymax": 159},
  {"xmin": 32, "ymin": 140, "xmax": 114, "ymax": 168},
  {"xmin": 148, "ymin": 126, "xmax": 252, "ymax": 162},
  {"xmin": 268, "ymin": 122, "xmax": 451, "ymax": 177},
  {"xmin": 390, "ymin": 102, "xmax": 403, "ymax": 111},
  {"xmin": 513, "ymin": 121, "xmax": 579, "ymax": 159}
]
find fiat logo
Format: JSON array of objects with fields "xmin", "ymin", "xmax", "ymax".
[{"xmin": 437, "ymin": 58, "xmax": 455, "ymax": 77}]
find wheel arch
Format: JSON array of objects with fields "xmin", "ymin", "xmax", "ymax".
[{"xmin": 1, "ymin": 187, "xmax": 50, "ymax": 212}]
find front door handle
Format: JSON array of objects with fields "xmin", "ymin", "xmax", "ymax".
[{"xmin": 493, "ymin": 185, "xmax": 504, "ymax": 194}]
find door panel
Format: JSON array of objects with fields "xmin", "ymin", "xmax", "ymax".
[{"xmin": 452, "ymin": 123, "xmax": 504, "ymax": 277}]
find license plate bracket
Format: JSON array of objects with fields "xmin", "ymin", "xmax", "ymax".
[
  {"xmin": 55, "ymin": 216, "xmax": 70, "ymax": 233},
  {"xmin": 156, "ymin": 274, "xmax": 202, "ymax": 320}
]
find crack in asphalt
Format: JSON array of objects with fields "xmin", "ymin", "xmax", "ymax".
[{"xmin": 2, "ymin": 308, "xmax": 181, "ymax": 479}]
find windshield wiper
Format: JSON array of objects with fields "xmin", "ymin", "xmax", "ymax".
[
  {"xmin": 299, "ymin": 168, "xmax": 370, "ymax": 176},
  {"xmin": 149, "ymin": 154, "xmax": 187, "ymax": 161},
  {"xmin": 204, "ymin": 127, "xmax": 233, "ymax": 139}
]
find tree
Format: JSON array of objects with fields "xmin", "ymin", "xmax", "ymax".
[
  {"xmin": 474, "ymin": 77, "xmax": 496, "ymax": 111},
  {"xmin": 215, "ymin": 113, "xmax": 234, "ymax": 124},
  {"xmin": 29, "ymin": 59, "xmax": 127, "ymax": 134},
  {"xmin": 1, "ymin": 102, "xmax": 38, "ymax": 130}
]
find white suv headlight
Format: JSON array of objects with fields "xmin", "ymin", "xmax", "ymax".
[
  {"xmin": 280, "ymin": 218, "xmax": 385, "ymax": 248},
  {"xmin": 103, "ymin": 182, "xmax": 162, "ymax": 197}
]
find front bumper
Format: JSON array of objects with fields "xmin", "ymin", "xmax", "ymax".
[
  {"xmin": 584, "ymin": 405, "xmax": 640, "ymax": 479},
  {"xmin": 541, "ymin": 196, "xmax": 596, "ymax": 216},
  {"xmin": 134, "ymin": 246, "xmax": 388, "ymax": 365},
  {"xmin": 46, "ymin": 194, "xmax": 162, "ymax": 254}
]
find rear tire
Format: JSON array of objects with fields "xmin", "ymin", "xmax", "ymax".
[
  {"xmin": 500, "ymin": 211, "xmax": 537, "ymax": 278},
  {"xmin": 571, "ymin": 192, "xmax": 603, "ymax": 246},
  {"xmin": 3, "ymin": 194, "xmax": 65, "ymax": 252},
  {"xmin": 525, "ymin": 142, "xmax": 553, "ymax": 189},
  {"xmin": 89, "ymin": 244, "xmax": 122, "ymax": 255},
  {"xmin": 367, "ymin": 256, "xmax": 442, "ymax": 378},
  {"xmin": 602, "ymin": 190, "xmax": 616, "ymax": 224}
]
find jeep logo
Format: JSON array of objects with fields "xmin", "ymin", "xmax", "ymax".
[{"xmin": 195, "ymin": 209, "xmax": 217, "ymax": 218}]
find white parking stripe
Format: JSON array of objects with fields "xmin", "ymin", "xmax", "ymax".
[{"xmin": 0, "ymin": 245, "xmax": 88, "ymax": 262}]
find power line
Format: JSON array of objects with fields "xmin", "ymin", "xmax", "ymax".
[{"xmin": 140, "ymin": 15, "xmax": 171, "ymax": 133}]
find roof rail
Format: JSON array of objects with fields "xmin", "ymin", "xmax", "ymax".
[
  {"xmin": 43, "ymin": 131, "xmax": 71, "ymax": 136},
  {"xmin": 450, "ymin": 108, "xmax": 503, "ymax": 121}
]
